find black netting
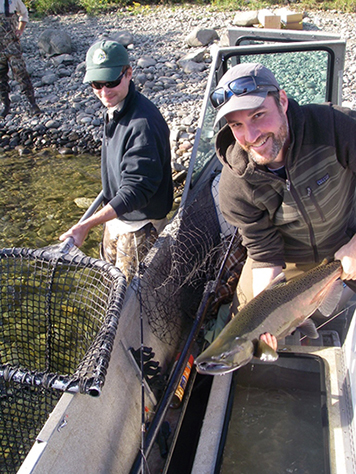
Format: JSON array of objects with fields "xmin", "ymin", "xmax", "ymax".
[
  {"xmin": 0, "ymin": 382, "xmax": 61, "ymax": 474},
  {"xmin": 0, "ymin": 247, "xmax": 126, "ymax": 473},
  {"xmin": 140, "ymin": 177, "xmax": 231, "ymax": 346}
]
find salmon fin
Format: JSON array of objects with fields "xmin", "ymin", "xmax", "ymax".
[
  {"xmin": 265, "ymin": 272, "xmax": 286, "ymax": 291},
  {"xmin": 298, "ymin": 318, "xmax": 319, "ymax": 339},
  {"xmin": 317, "ymin": 279, "xmax": 344, "ymax": 317},
  {"xmin": 254, "ymin": 340, "xmax": 279, "ymax": 362}
]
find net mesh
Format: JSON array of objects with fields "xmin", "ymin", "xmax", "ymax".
[
  {"xmin": 0, "ymin": 248, "xmax": 126, "ymax": 473},
  {"xmin": 0, "ymin": 382, "xmax": 61, "ymax": 474},
  {"xmin": 139, "ymin": 176, "xmax": 245, "ymax": 346}
]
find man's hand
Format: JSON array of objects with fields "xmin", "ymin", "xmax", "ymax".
[
  {"xmin": 59, "ymin": 202, "xmax": 117, "ymax": 248},
  {"xmin": 59, "ymin": 222, "xmax": 90, "ymax": 248},
  {"xmin": 260, "ymin": 332, "xmax": 278, "ymax": 351},
  {"xmin": 335, "ymin": 234, "xmax": 356, "ymax": 280}
]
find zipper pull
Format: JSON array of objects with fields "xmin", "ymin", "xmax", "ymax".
[{"xmin": 286, "ymin": 179, "xmax": 291, "ymax": 191}]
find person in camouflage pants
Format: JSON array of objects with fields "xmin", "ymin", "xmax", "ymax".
[
  {"xmin": 0, "ymin": 0, "xmax": 41, "ymax": 118},
  {"xmin": 59, "ymin": 41, "xmax": 174, "ymax": 284}
]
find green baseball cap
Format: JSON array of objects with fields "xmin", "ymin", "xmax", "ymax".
[{"xmin": 83, "ymin": 40, "xmax": 130, "ymax": 83}]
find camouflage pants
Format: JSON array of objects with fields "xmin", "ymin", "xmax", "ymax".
[
  {"xmin": 101, "ymin": 221, "xmax": 164, "ymax": 283},
  {"xmin": 0, "ymin": 17, "xmax": 35, "ymax": 102}
]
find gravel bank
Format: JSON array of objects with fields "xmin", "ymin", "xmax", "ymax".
[{"xmin": 1, "ymin": 6, "xmax": 356, "ymax": 170}]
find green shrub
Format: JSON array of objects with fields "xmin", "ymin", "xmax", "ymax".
[
  {"xmin": 302, "ymin": 0, "xmax": 356, "ymax": 11},
  {"xmin": 27, "ymin": 0, "xmax": 78, "ymax": 14},
  {"xmin": 21, "ymin": 0, "xmax": 356, "ymax": 16}
]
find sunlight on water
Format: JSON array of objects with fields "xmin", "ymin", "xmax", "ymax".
[{"xmin": 0, "ymin": 149, "xmax": 102, "ymax": 258}]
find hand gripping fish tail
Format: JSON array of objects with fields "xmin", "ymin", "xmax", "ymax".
[{"xmin": 195, "ymin": 258, "xmax": 343, "ymax": 376}]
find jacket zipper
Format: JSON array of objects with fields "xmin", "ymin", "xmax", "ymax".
[
  {"xmin": 306, "ymin": 187, "xmax": 326, "ymax": 222},
  {"xmin": 285, "ymin": 178, "xmax": 319, "ymax": 262}
]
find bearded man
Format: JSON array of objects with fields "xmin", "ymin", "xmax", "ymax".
[{"xmin": 212, "ymin": 62, "xmax": 356, "ymax": 322}]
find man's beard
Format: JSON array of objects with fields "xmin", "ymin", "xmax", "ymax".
[{"xmin": 246, "ymin": 118, "xmax": 289, "ymax": 167}]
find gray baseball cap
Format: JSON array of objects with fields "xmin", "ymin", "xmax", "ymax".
[
  {"xmin": 212, "ymin": 63, "xmax": 280, "ymax": 126},
  {"xmin": 83, "ymin": 40, "xmax": 129, "ymax": 83}
]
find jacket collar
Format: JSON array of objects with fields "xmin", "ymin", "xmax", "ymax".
[{"xmin": 104, "ymin": 81, "xmax": 137, "ymax": 138}]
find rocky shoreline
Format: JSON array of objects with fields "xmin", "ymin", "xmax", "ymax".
[{"xmin": 1, "ymin": 6, "xmax": 356, "ymax": 175}]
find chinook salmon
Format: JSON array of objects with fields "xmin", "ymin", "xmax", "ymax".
[{"xmin": 195, "ymin": 259, "xmax": 343, "ymax": 375}]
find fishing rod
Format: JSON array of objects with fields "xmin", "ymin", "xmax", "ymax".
[
  {"xmin": 299, "ymin": 297, "xmax": 356, "ymax": 343},
  {"xmin": 130, "ymin": 227, "xmax": 242, "ymax": 474},
  {"xmin": 136, "ymin": 252, "xmax": 149, "ymax": 473}
]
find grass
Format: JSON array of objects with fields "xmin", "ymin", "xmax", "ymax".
[{"xmin": 24, "ymin": 0, "xmax": 356, "ymax": 16}]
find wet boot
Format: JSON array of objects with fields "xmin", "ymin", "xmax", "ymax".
[
  {"xmin": 26, "ymin": 90, "xmax": 41, "ymax": 116},
  {"xmin": 29, "ymin": 103, "xmax": 41, "ymax": 116},
  {"xmin": 0, "ymin": 95, "xmax": 10, "ymax": 119}
]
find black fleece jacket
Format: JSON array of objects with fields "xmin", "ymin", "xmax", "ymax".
[{"xmin": 101, "ymin": 81, "xmax": 173, "ymax": 222}]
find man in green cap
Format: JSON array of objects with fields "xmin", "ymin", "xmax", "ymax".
[{"xmin": 60, "ymin": 40, "xmax": 173, "ymax": 282}]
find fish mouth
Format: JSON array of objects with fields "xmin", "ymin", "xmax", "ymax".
[{"xmin": 195, "ymin": 360, "xmax": 236, "ymax": 375}]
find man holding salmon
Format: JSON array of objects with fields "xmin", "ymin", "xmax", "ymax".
[{"xmin": 212, "ymin": 62, "xmax": 356, "ymax": 335}]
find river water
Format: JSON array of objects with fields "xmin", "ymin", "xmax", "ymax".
[{"xmin": 0, "ymin": 149, "xmax": 102, "ymax": 258}]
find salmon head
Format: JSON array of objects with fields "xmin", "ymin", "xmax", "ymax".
[
  {"xmin": 195, "ymin": 335, "xmax": 255, "ymax": 375},
  {"xmin": 195, "ymin": 334, "xmax": 279, "ymax": 375}
]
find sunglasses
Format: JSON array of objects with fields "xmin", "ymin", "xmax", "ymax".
[
  {"xmin": 90, "ymin": 71, "xmax": 125, "ymax": 90},
  {"xmin": 210, "ymin": 76, "xmax": 279, "ymax": 109}
]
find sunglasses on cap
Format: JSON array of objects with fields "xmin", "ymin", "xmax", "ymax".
[
  {"xmin": 210, "ymin": 75, "xmax": 279, "ymax": 109},
  {"xmin": 90, "ymin": 70, "xmax": 126, "ymax": 90}
]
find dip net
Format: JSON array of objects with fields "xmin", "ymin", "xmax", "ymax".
[
  {"xmin": 139, "ymin": 176, "xmax": 246, "ymax": 346},
  {"xmin": 0, "ymin": 248, "xmax": 126, "ymax": 473}
]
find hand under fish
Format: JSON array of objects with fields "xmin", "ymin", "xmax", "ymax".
[{"xmin": 260, "ymin": 332, "xmax": 278, "ymax": 352}]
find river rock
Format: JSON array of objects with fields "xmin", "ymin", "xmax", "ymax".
[
  {"xmin": 45, "ymin": 120, "xmax": 60, "ymax": 129},
  {"xmin": 38, "ymin": 29, "xmax": 72, "ymax": 57},
  {"xmin": 181, "ymin": 48, "xmax": 206, "ymax": 63},
  {"xmin": 110, "ymin": 30, "xmax": 134, "ymax": 47},
  {"xmin": 74, "ymin": 197, "xmax": 95, "ymax": 208},
  {"xmin": 51, "ymin": 54, "xmax": 75, "ymax": 66},
  {"xmin": 185, "ymin": 27, "xmax": 220, "ymax": 47},
  {"xmin": 41, "ymin": 73, "xmax": 58, "ymax": 85},
  {"xmin": 178, "ymin": 60, "xmax": 206, "ymax": 74},
  {"xmin": 232, "ymin": 11, "xmax": 259, "ymax": 27},
  {"xmin": 137, "ymin": 56, "xmax": 157, "ymax": 68},
  {"xmin": 58, "ymin": 147, "xmax": 74, "ymax": 155}
]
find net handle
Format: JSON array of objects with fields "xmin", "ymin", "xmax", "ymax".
[{"xmin": 59, "ymin": 190, "xmax": 104, "ymax": 254}]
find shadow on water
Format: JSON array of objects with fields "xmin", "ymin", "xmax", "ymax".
[{"xmin": 0, "ymin": 149, "xmax": 102, "ymax": 258}]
